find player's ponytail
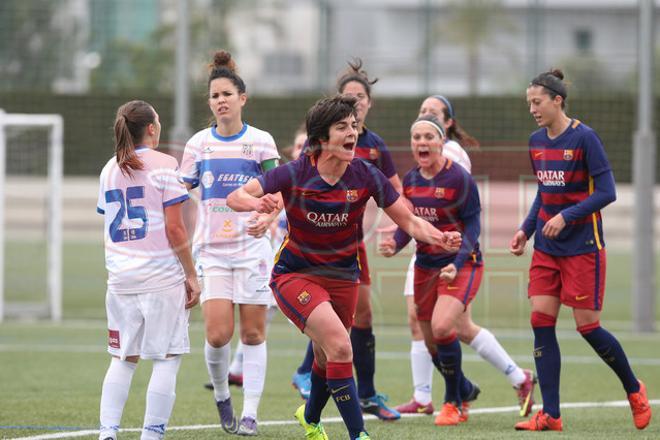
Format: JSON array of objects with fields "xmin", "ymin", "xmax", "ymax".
[
  {"xmin": 208, "ymin": 50, "xmax": 246, "ymax": 93},
  {"xmin": 337, "ymin": 58, "xmax": 378, "ymax": 98},
  {"xmin": 530, "ymin": 68, "xmax": 568, "ymax": 108},
  {"xmin": 429, "ymin": 95, "xmax": 481, "ymax": 149},
  {"xmin": 114, "ymin": 100, "xmax": 154, "ymax": 177}
]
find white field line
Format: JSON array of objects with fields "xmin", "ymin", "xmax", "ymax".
[
  {"xmin": 2, "ymin": 344, "xmax": 660, "ymax": 366},
  {"xmin": 9, "ymin": 399, "xmax": 660, "ymax": 440}
]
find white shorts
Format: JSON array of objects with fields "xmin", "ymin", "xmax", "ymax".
[
  {"xmin": 403, "ymin": 254, "xmax": 416, "ymax": 297},
  {"xmin": 198, "ymin": 239, "xmax": 274, "ymax": 305},
  {"xmin": 106, "ymin": 283, "xmax": 190, "ymax": 360}
]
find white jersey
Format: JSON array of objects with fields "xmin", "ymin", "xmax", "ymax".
[
  {"xmin": 97, "ymin": 147, "xmax": 189, "ymax": 294},
  {"xmin": 443, "ymin": 139, "xmax": 471, "ymax": 173},
  {"xmin": 180, "ymin": 124, "xmax": 280, "ymax": 262}
]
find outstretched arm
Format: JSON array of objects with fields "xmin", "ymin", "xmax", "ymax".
[{"xmin": 227, "ymin": 179, "xmax": 280, "ymax": 214}]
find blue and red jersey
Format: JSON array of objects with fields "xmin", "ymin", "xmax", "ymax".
[
  {"xmin": 258, "ymin": 154, "xmax": 399, "ymax": 281},
  {"xmin": 353, "ymin": 127, "xmax": 397, "ymax": 179},
  {"xmin": 522, "ymin": 120, "xmax": 613, "ymax": 256},
  {"xmin": 395, "ymin": 160, "xmax": 481, "ymax": 270}
]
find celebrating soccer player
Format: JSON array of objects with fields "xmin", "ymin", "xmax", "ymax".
[
  {"xmin": 227, "ymin": 95, "xmax": 459, "ymax": 440},
  {"xmin": 510, "ymin": 69, "xmax": 651, "ymax": 431},
  {"xmin": 97, "ymin": 100, "xmax": 200, "ymax": 440},
  {"xmin": 379, "ymin": 114, "xmax": 483, "ymax": 426}
]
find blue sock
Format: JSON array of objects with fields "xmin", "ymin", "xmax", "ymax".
[
  {"xmin": 531, "ymin": 312, "xmax": 561, "ymax": 419},
  {"xmin": 305, "ymin": 362, "xmax": 331, "ymax": 424},
  {"xmin": 435, "ymin": 334, "xmax": 463, "ymax": 404},
  {"xmin": 432, "ymin": 353, "xmax": 473, "ymax": 403},
  {"xmin": 297, "ymin": 341, "xmax": 314, "ymax": 375},
  {"xmin": 579, "ymin": 322, "xmax": 640, "ymax": 394},
  {"xmin": 327, "ymin": 361, "xmax": 364, "ymax": 438},
  {"xmin": 351, "ymin": 327, "xmax": 376, "ymax": 399}
]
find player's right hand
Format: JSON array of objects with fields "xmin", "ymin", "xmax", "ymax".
[
  {"xmin": 254, "ymin": 194, "xmax": 280, "ymax": 214},
  {"xmin": 185, "ymin": 276, "xmax": 201, "ymax": 309},
  {"xmin": 378, "ymin": 237, "xmax": 396, "ymax": 257},
  {"xmin": 509, "ymin": 230, "xmax": 527, "ymax": 256}
]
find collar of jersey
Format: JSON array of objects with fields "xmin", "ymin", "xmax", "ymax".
[
  {"xmin": 211, "ymin": 123, "xmax": 248, "ymax": 142},
  {"xmin": 135, "ymin": 145, "xmax": 149, "ymax": 151}
]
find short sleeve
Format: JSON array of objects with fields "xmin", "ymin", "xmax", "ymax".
[
  {"xmin": 258, "ymin": 160, "xmax": 296, "ymax": 195},
  {"xmin": 179, "ymin": 138, "xmax": 201, "ymax": 188},
  {"xmin": 376, "ymin": 137, "xmax": 397, "ymax": 178},
  {"xmin": 258, "ymin": 131, "xmax": 280, "ymax": 163},
  {"xmin": 160, "ymin": 158, "xmax": 190, "ymax": 207},
  {"xmin": 367, "ymin": 163, "xmax": 399, "ymax": 208},
  {"xmin": 583, "ymin": 130, "xmax": 611, "ymax": 177}
]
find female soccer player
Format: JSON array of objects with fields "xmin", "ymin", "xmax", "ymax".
[
  {"xmin": 379, "ymin": 114, "xmax": 483, "ymax": 426},
  {"xmin": 180, "ymin": 51, "xmax": 280, "ymax": 436},
  {"xmin": 97, "ymin": 100, "xmax": 200, "ymax": 440},
  {"xmin": 228, "ymin": 95, "xmax": 460, "ymax": 440},
  {"xmin": 395, "ymin": 95, "xmax": 536, "ymax": 419},
  {"xmin": 510, "ymin": 69, "xmax": 651, "ymax": 431}
]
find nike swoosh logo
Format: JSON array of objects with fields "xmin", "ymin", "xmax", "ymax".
[
  {"xmin": 534, "ymin": 152, "xmax": 543, "ymax": 158},
  {"xmin": 575, "ymin": 295, "xmax": 589, "ymax": 301},
  {"xmin": 417, "ymin": 406, "xmax": 430, "ymax": 413},
  {"xmin": 446, "ymin": 286, "xmax": 458, "ymax": 290},
  {"xmin": 330, "ymin": 385, "xmax": 350, "ymax": 394}
]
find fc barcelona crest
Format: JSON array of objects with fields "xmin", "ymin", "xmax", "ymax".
[
  {"xmin": 563, "ymin": 149, "xmax": 574, "ymax": 160},
  {"xmin": 435, "ymin": 187, "xmax": 445, "ymax": 199},
  {"xmin": 297, "ymin": 290, "xmax": 311, "ymax": 305},
  {"xmin": 369, "ymin": 148, "xmax": 379, "ymax": 160},
  {"xmin": 242, "ymin": 143, "xmax": 254, "ymax": 157},
  {"xmin": 346, "ymin": 189, "xmax": 358, "ymax": 202}
]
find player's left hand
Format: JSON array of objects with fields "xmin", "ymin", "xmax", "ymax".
[
  {"xmin": 542, "ymin": 213, "xmax": 566, "ymax": 239},
  {"xmin": 184, "ymin": 276, "xmax": 201, "ymax": 309},
  {"xmin": 246, "ymin": 213, "xmax": 272, "ymax": 238},
  {"xmin": 378, "ymin": 237, "xmax": 397, "ymax": 257},
  {"xmin": 439, "ymin": 263, "xmax": 457, "ymax": 283}
]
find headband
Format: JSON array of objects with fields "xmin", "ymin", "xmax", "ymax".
[
  {"xmin": 431, "ymin": 95, "xmax": 455, "ymax": 119},
  {"xmin": 411, "ymin": 119, "xmax": 445, "ymax": 139}
]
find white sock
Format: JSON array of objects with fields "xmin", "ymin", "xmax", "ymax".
[
  {"xmin": 141, "ymin": 357, "xmax": 181, "ymax": 440},
  {"xmin": 469, "ymin": 328, "xmax": 526, "ymax": 387},
  {"xmin": 241, "ymin": 341, "xmax": 267, "ymax": 419},
  {"xmin": 410, "ymin": 340, "xmax": 433, "ymax": 405},
  {"xmin": 99, "ymin": 358, "xmax": 137, "ymax": 440},
  {"xmin": 205, "ymin": 340, "xmax": 231, "ymax": 402},
  {"xmin": 228, "ymin": 341, "xmax": 244, "ymax": 376}
]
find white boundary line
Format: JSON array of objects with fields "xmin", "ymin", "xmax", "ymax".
[{"xmin": 10, "ymin": 399, "xmax": 660, "ymax": 440}]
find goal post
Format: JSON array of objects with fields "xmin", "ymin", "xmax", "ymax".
[{"xmin": 0, "ymin": 110, "xmax": 63, "ymax": 322}]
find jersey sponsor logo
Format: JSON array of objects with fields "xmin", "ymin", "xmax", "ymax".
[
  {"xmin": 369, "ymin": 148, "xmax": 379, "ymax": 160},
  {"xmin": 305, "ymin": 211, "xmax": 349, "ymax": 227},
  {"xmin": 346, "ymin": 189, "xmax": 358, "ymax": 202},
  {"xmin": 108, "ymin": 329, "xmax": 120, "ymax": 349},
  {"xmin": 413, "ymin": 206, "xmax": 439, "ymax": 222},
  {"xmin": 563, "ymin": 149, "xmax": 574, "ymax": 160},
  {"xmin": 435, "ymin": 187, "xmax": 446, "ymax": 199},
  {"xmin": 536, "ymin": 170, "xmax": 566, "ymax": 187},
  {"xmin": 242, "ymin": 143, "xmax": 253, "ymax": 158},
  {"xmin": 216, "ymin": 173, "xmax": 252, "ymax": 183},
  {"xmin": 297, "ymin": 290, "xmax": 311, "ymax": 305},
  {"xmin": 222, "ymin": 220, "xmax": 233, "ymax": 232}
]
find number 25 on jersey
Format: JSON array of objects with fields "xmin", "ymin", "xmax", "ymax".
[{"xmin": 105, "ymin": 186, "xmax": 148, "ymax": 242}]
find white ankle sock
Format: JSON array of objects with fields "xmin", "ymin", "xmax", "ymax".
[
  {"xmin": 241, "ymin": 341, "xmax": 267, "ymax": 419},
  {"xmin": 99, "ymin": 358, "xmax": 137, "ymax": 440},
  {"xmin": 469, "ymin": 328, "xmax": 526, "ymax": 386},
  {"xmin": 205, "ymin": 340, "xmax": 231, "ymax": 401},
  {"xmin": 141, "ymin": 357, "xmax": 181, "ymax": 440},
  {"xmin": 410, "ymin": 340, "xmax": 433, "ymax": 405}
]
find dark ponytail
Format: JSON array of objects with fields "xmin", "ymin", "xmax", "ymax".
[
  {"xmin": 208, "ymin": 50, "xmax": 246, "ymax": 93},
  {"xmin": 113, "ymin": 100, "xmax": 154, "ymax": 177}
]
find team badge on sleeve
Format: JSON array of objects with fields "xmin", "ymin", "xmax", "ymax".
[
  {"xmin": 346, "ymin": 189, "xmax": 358, "ymax": 202},
  {"xmin": 563, "ymin": 149, "xmax": 574, "ymax": 160},
  {"xmin": 435, "ymin": 187, "xmax": 446, "ymax": 199},
  {"xmin": 297, "ymin": 290, "xmax": 311, "ymax": 305}
]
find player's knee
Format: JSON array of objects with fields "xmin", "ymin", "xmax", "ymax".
[
  {"xmin": 431, "ymin": 321, "xmax": 455, "ymax": 340},
  {"xmin": 324, "ymin": 337, "xmax": 353, "ymax": 363},
  {"xmin": 205, "ymin": 329, "xmax": 233, "ymax": 348},
  {"xmin": 240, "ymin": 328, "xmax": 265, "ymax": 345}
]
